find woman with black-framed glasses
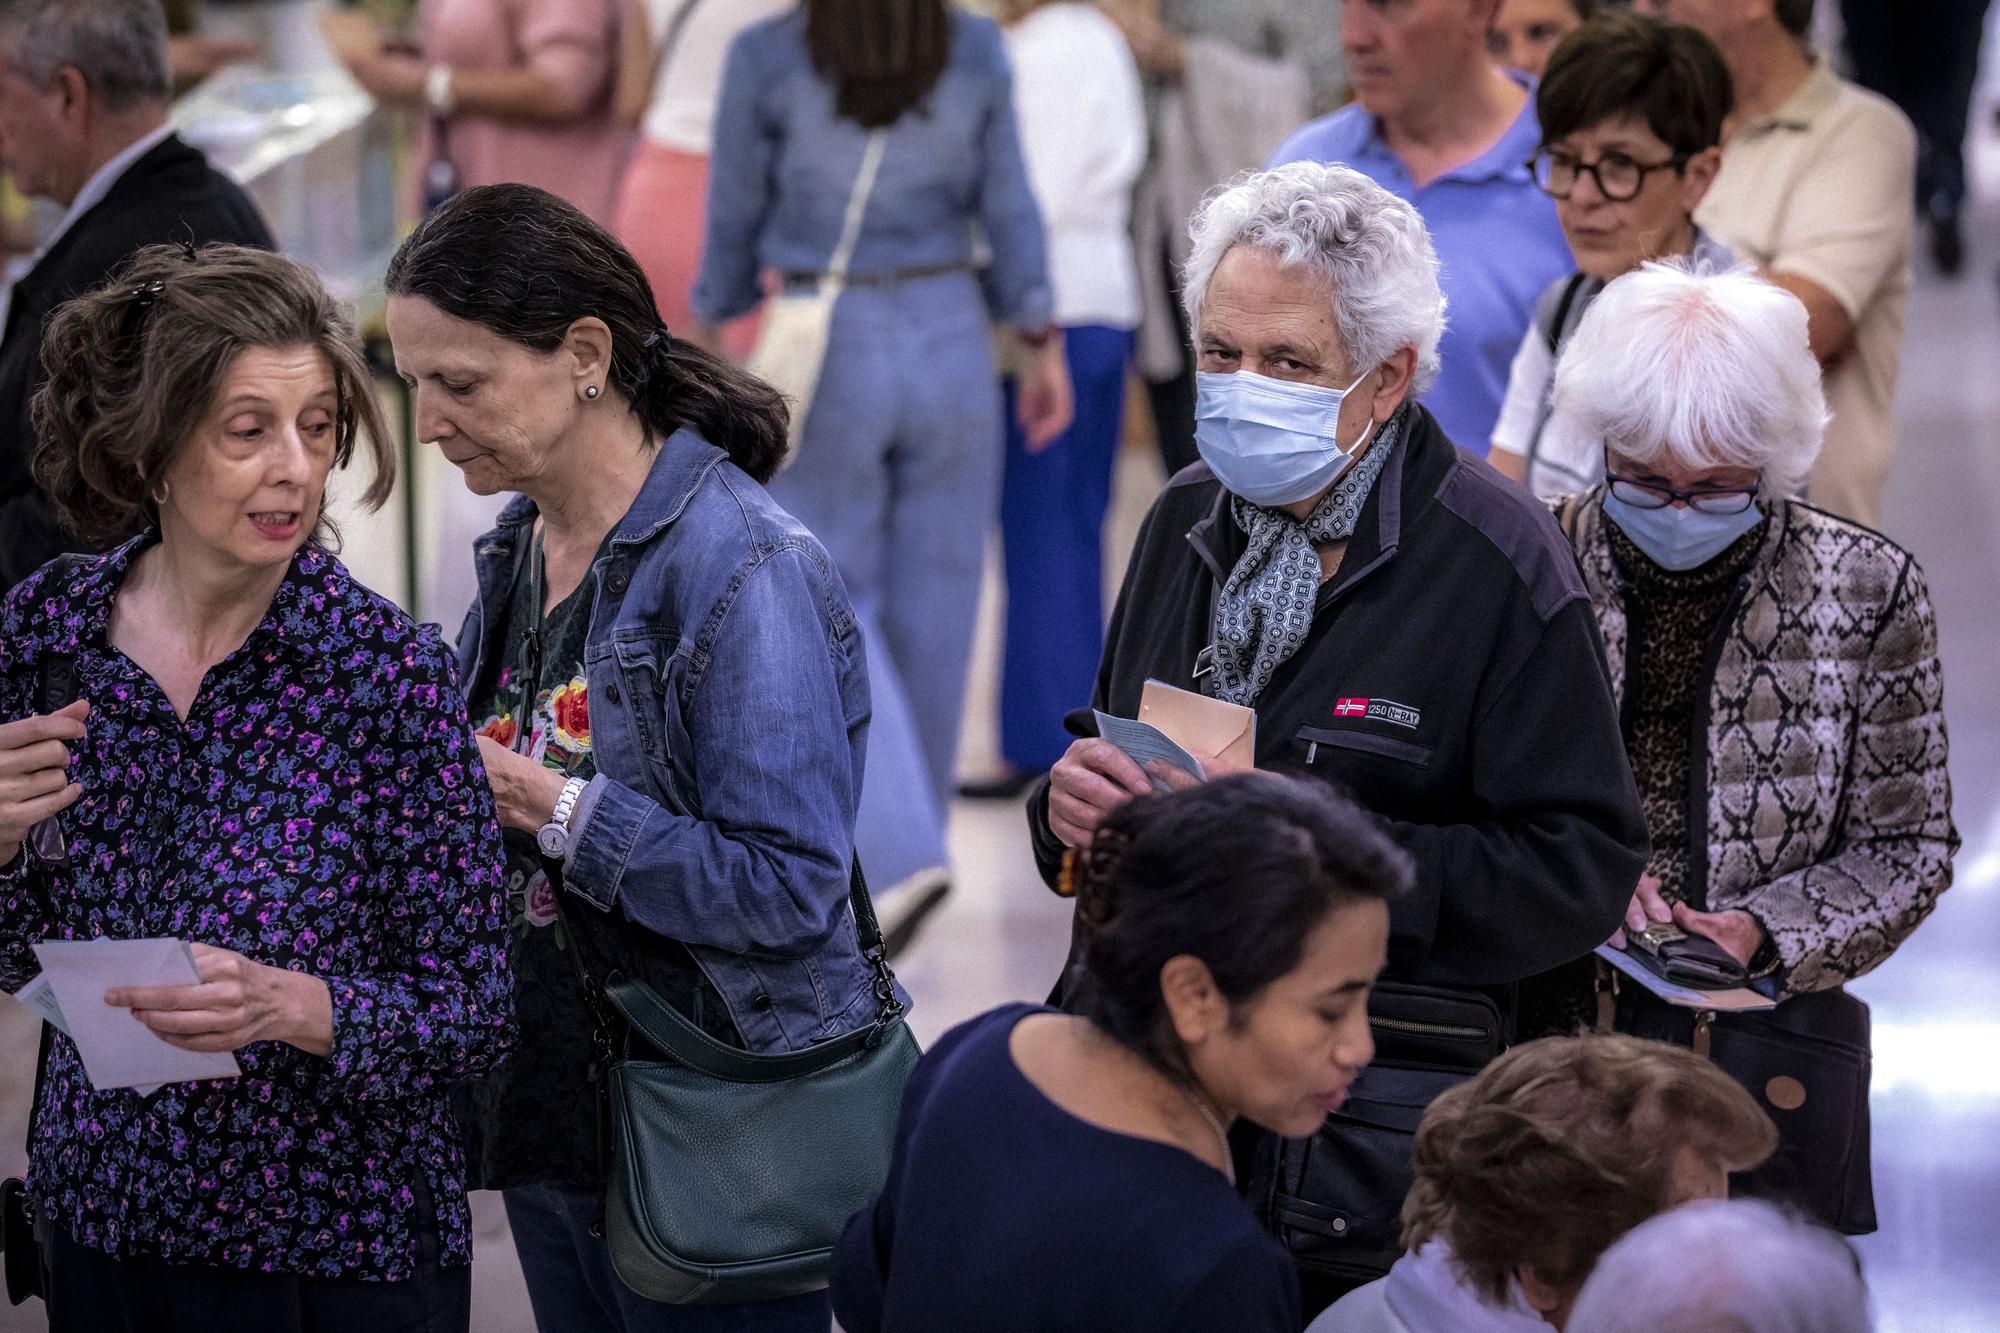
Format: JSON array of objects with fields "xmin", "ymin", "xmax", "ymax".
[
  {"xmin": 1531, "ymin": 260, "xmax": 1954, "ymax": 1240},
  {"xmin": 1488, "ymin": 11, "xmax": 1734, "ymax": 497}
]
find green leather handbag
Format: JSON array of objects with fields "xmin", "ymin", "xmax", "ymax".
[{"xmin": 581, "ymin": 868, "xmax": 921, "ymax": 1305}]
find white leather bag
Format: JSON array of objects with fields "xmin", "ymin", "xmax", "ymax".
[{"xmin": 748, "ymin": 130, "xmax": 888, "ymax": 466}]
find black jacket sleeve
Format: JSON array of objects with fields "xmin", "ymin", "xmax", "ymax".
[{"xmin": 1376, "ymin": 596, "xmax": 1648, "ymax": 986}]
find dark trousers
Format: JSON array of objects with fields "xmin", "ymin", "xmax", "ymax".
[
  {"xmin": 502, "ymin": 1183, "xmax": 830, "ymax": 1332},
  {"xmin": 998, "ymin": 325, "xmax": 1136, "ymax": 773},
  {"xmin": 1143, "ymin": 250, "xmax": 1200, "ymax": 478},
  {"xmin": 44, "ymin": 1220, "xmax": 470, "ymax": 1333},
  {"xmin": 1841, "ymin": 0, "xmax": 1993, "ymax": 217}
]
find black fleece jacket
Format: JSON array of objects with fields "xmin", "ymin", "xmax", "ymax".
[{"xmin": 1029, "ymin": 405, "xmax": 1648, "ymax": 988}]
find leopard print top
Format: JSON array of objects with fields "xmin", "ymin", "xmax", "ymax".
[{"xmin": 1610, "ymin": 517, "xmax": 1767, "ymax": 908}]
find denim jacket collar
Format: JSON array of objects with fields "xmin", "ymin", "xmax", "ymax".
[{"xmin": 463, "ymin": 429, "xmax": 731, "ymax": 680}]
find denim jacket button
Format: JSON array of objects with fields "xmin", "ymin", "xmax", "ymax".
[
  {"xmin": 750, "ymin": 992, "xmax": 773, "ymax": 1010},
  {"xmin": 604, "ymin": 681, "xmax": 621, "ymax": 705},
  {"xmin": 607, "ymin": 567, "xmax": 630, "ymax": 594}
]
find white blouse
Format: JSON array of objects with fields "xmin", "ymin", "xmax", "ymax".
[
  {"xmin": 1004, "ymin": 4, "xmax": 1147, "ymax": 330},
  {"xmin": 639, "ymin": 0, "xmax": 793, "ymax": 155}
]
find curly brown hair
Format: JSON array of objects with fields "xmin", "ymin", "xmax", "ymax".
[
  {"xmin": 29, "ymin": 242, "xmax": 393, "ymax": 545},
  {"xmin": 1402, "ymin": 1034, "xmax": 1776, "ymax": 1306}
]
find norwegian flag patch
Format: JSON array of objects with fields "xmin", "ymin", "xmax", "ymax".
[{"xmin": 1334, "ymin": 697, "xmax": 1422, "ymax": 730}]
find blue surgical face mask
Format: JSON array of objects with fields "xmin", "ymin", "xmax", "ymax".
[
  {"xmin": 1603, "ymin": 489, "xmax": 1765, "ymax": 571},
  {"xmin": 1194, "ymin": 368, "xmax": 1376, "ymax": 508}
]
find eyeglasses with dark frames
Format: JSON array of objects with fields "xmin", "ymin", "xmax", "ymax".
[
  {"xmin": 1529, "ymin": 149, "xmax": 1690, "ymax": 203},
  {"xmin": 1605, "ymin": 471, "xmax": 1762, "ymax": 516}
]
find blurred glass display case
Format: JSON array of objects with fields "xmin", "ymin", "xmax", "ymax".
[
  {"xmin": 172, "ymin": 64, "xmax": 400, "ymax": 322},
  {"xmin": 173, "ymin": 50, "xmax": 423, "ymax": 612}
]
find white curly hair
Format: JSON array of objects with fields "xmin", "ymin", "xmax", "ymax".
[
  {"xmin": 1180, "ymin": 161, "xmax": 1448, "ymax": 394},
  {"xmin": 1548, "ymin": 260, "xmax": 1829, "ymax": 497}
]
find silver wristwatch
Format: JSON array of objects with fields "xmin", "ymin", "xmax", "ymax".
[{"xmin": 537, "ymin": 776, "xmax": 589, "ymax": 860}]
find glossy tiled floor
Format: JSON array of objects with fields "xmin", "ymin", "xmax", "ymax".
[{"xmin": 5, "ymin": 48, "xmax": 2000, "ymax": 1333}]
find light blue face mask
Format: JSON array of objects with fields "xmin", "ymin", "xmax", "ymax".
[
  {"xmin": 1603, "ymin": 489, "xmax": 1765, "ymax": 571},
  {"xmin": 1194, "ymin": 368, "xmax": 1375, "ymax": 508}
]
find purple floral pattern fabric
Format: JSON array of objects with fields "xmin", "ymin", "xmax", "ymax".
[{"xmin": 0, "ymin": 538, "xmax": 514, "ymax": 1280}]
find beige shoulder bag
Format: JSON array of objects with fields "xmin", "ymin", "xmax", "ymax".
[{"xmin": 749, "ymin": 130, "xmax": 888, "ymax": 465}]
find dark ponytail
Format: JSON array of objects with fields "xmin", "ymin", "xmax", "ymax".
[
  {"xmin": 804, "ymin": 0, "xmax": 952, "ymax": 130},
  {"xmin": 384, "ymin": 184, "xmax": 791, "ymax": 482},
  {"xmin": 1068, "ymin": 772, "xmax": 1412, "ymax": 1078}
]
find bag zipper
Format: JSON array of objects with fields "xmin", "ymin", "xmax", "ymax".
[{"xmin": 1371, "ymin": 1015, "xmax": 1488, "ymax": 1040}]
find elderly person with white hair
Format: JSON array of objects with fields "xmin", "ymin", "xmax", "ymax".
[
  {"xmin": 1025, "ymin": 160, "xmax": 1649, "ymax": 1314},
  {"xmin": 1568, "ymin": 1200, "xmax": 1872, "ymax": 1333},
  {"xmin": 1539, "ymin": 261, "xmax": 1955, "ymax": 1235}
]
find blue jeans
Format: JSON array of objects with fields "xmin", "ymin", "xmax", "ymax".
[
  {"xmin": 768, "ymin": 271, "xmax": 1002, "ymax": 889},
  {"xmin": 503, "ymin": 1184, "xmax": 830, "ymax": 1333},
  {"xmin": 999, "ymin": 325, "xmax": 1135, "ymax": 773}
]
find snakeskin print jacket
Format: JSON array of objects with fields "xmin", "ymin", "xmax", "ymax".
[{"xmin": 1563, "ymin": 492, "xmax": 1956, "ymax": 995}]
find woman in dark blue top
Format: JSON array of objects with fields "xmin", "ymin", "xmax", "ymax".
[{"xmin": 833, "ymin": 773, "xmax": 1410, "ymax": 1331}]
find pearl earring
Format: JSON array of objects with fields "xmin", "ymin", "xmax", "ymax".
[{"xmin": 585, "ymin": 385, "xmax": 600, "ymax": 400}]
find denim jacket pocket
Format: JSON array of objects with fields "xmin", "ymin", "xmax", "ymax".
[{"xmin": 602, "ymin": 634, "xmax": 693, "ymax": 783}]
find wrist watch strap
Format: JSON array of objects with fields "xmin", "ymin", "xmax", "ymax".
[
  {"xmin": 552, "ymin": 775, "xmax": 587, "ymax": 830},
  {"xmin": 424, "ymin": 63, "xmax": 455, "ymax": 116}
]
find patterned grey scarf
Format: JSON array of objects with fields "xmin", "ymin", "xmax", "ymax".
[{"xmin": 1203, "ymin": 413, "xmax": 1402, "ymax": 708}]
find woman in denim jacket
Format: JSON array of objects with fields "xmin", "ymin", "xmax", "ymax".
[
  {"xmin": 694, "ymin": 0, "xmax": 1070, "ymax": 934},
  {"xmin": 386, "ymin": 184, "xmax": 892, "ymax": 1332}
]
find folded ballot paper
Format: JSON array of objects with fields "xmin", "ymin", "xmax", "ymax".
[
  {"xmin": 1094, "ymin": 711, "xmax": 1205, "ymax": 793},
  {"xmin": 13, "ymin": 939, "xmax": 241, "ymax": 1093}
]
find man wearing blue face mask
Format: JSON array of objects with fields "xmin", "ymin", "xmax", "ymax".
[
  {"xmin": 1538, "ymin": 261, "xmax": 1953, "ymax": 1235},
  {"xmin": 1024, "ymin": 162, "xmax": 1650, "ymax": 1316}
]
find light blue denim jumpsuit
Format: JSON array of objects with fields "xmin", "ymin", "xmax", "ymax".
[{"xmin": 694, "ymin": 9, "xmax": 1053, "ymax": 890}]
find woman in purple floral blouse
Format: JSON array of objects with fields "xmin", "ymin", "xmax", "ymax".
[{"xmin": 0, "ymin": 244, "xmax": 514, "ymax": 1330}]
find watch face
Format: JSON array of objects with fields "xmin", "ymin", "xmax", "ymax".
[{"xmin": 537, "ymin": 824, "xmax": 567, "ymax": 860}]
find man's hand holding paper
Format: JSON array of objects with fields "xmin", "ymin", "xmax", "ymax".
[{"xmin": 1051, "ymin": 681, "xmax": 1260, "ymax": 847}]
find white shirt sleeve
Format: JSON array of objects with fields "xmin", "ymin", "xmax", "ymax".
[{"xmin": 1489, "ymin": 324, "xmax": 1554, "ymax": 459}]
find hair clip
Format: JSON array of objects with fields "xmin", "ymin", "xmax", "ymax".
[
  {"xmin": 127, "ymin": 278, "xmax": 167, "ymax": 311},
  {"xmin": 642, "ymin": 323, "xmax": 672, "ymax": 352},
  {"xmin": 176, "ymin": 238, "xmax": 199, "ymax": 263},
  {"xmin": 1057, "ymin": 848, "xmax": 1082, "ymax": 899}
]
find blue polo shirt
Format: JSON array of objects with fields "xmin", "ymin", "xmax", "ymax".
[{"xmin": 1268, "ymin": 81, "xmax": 1572, "ymax": 457}]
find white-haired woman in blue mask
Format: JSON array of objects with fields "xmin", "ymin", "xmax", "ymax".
[
  {"xmin": 1021, "ymin": 160, "xmax": 1650, "ymax": 1319},
  {"xmin": 1537, "ymin": 260, "xmax": 1954, "ymax": 1237}
]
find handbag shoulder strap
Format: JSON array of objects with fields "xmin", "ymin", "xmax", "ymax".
[
  {"xmin": 1544, "ymin": 271, "xmax": 1591, "ymax": 357},
  {"xmin": 825, "ymin": 131, "xmax": 888, "ymax": 283},
  {"xmin": 635, "ymin": 0, "xmax": 708, "ymax": 115},
  {"xmin": 23, "ymin": 565, "xmax": 87, "ymax": 1158},
  {"xmin": 559, "ymin": 856, "xmax": 904, "ymax": 1049}
]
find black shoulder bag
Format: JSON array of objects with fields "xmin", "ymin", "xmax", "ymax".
[
  {"xmin": 563, "ymin": 862, "xmax": 921, "ymax": 1305},
  {"xmin": 1244, "ymin": 981, "xmax": 1508, "ymax": 1301},
  {"xmin": 2, "ymin": 628, "xmax": 82, "ymax": 1306}
]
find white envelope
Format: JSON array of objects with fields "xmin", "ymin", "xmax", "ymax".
[{"xmin": 31, "ymin": 939, "xmax": 241, "ymax": 1092}]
